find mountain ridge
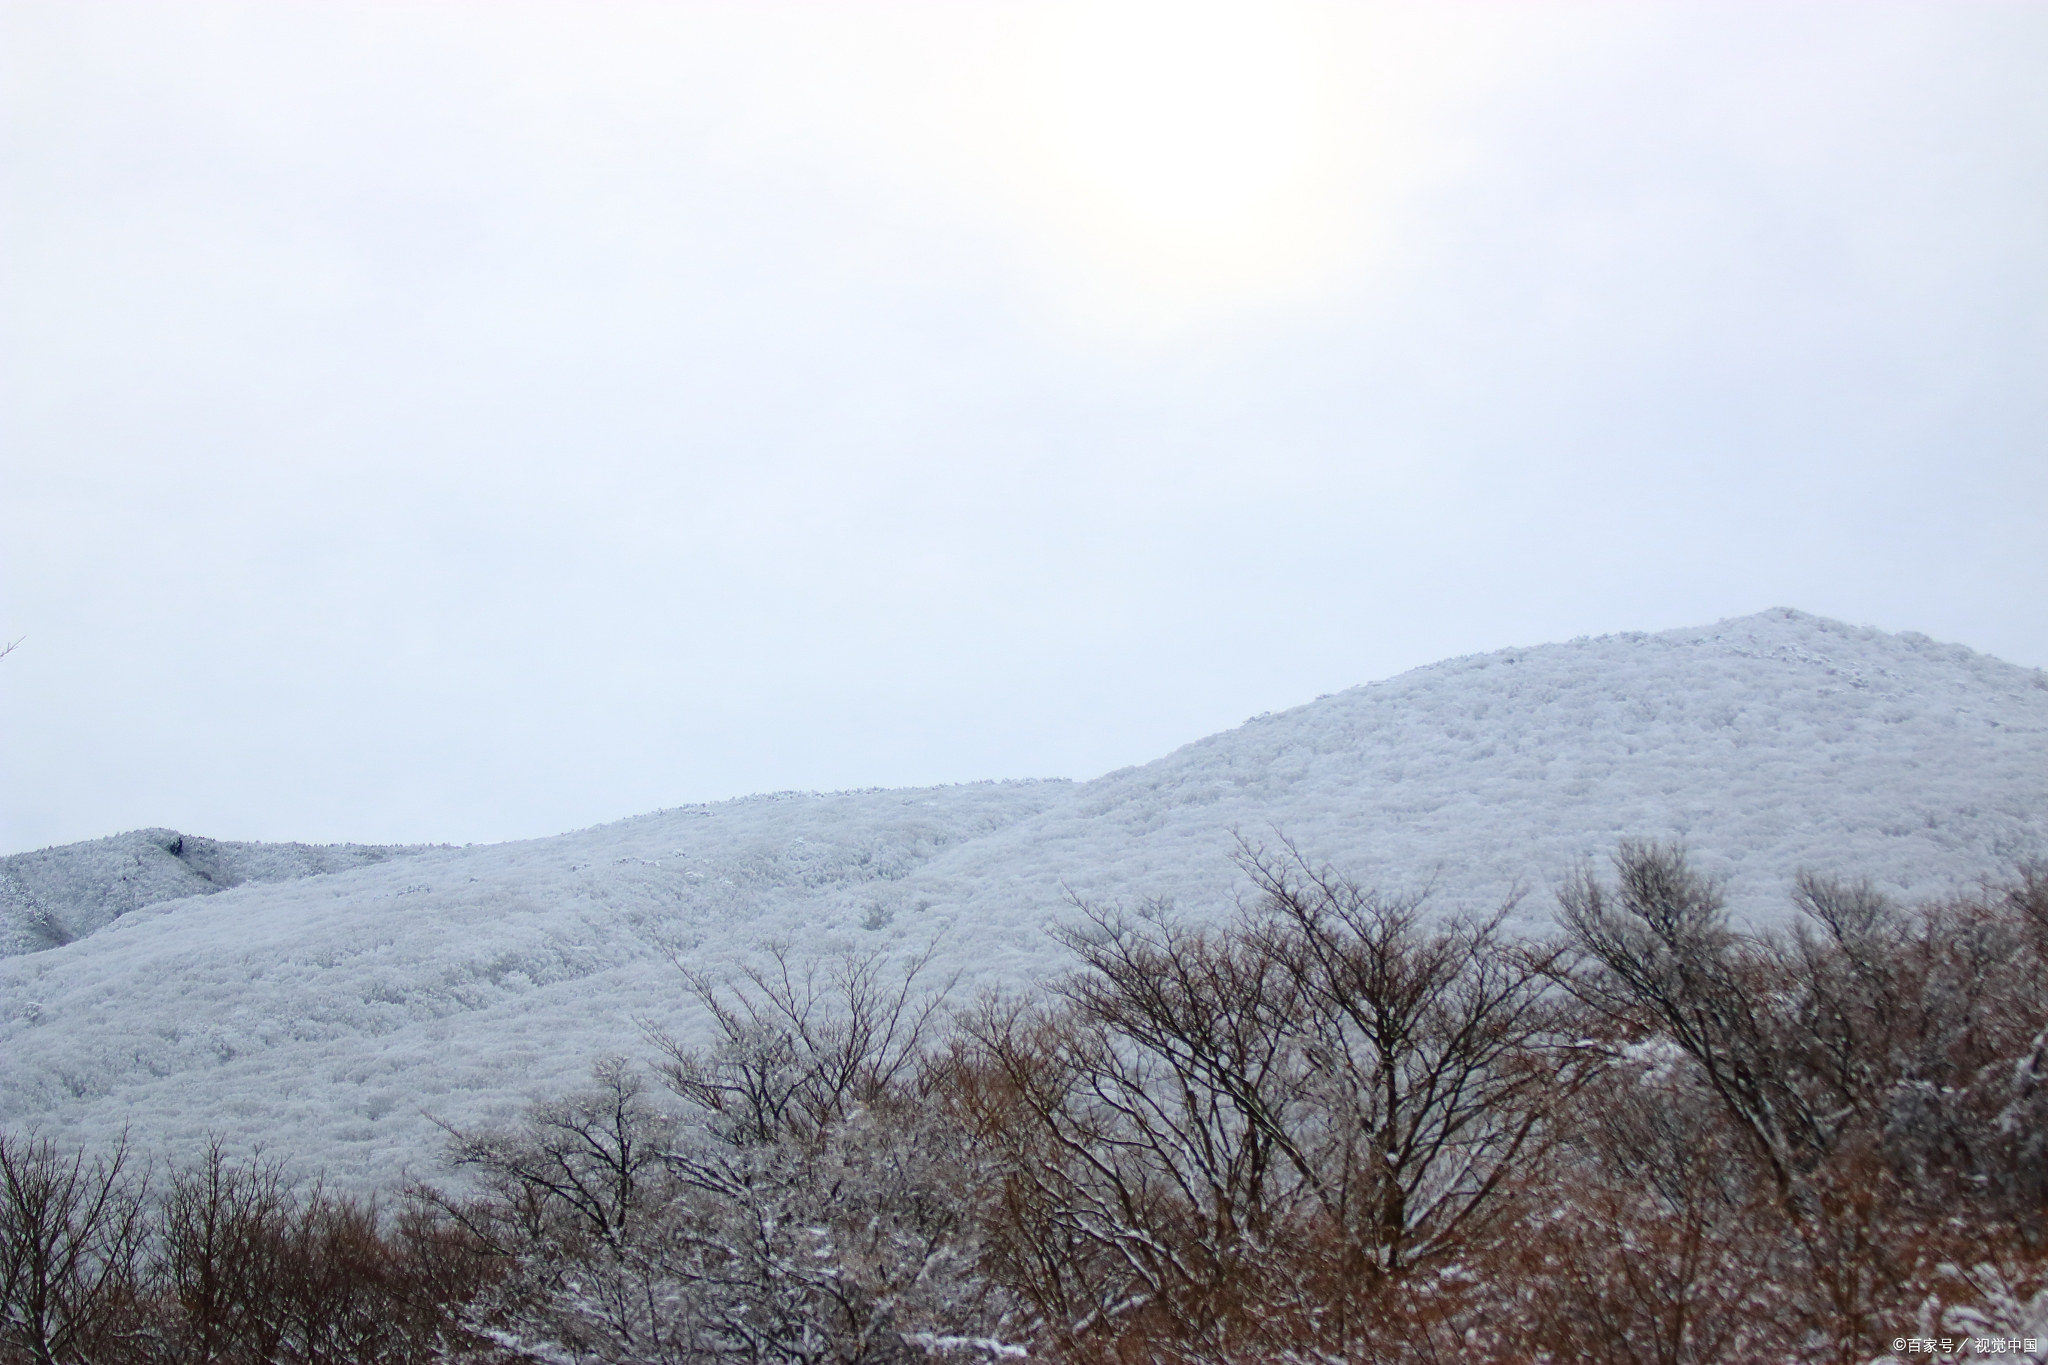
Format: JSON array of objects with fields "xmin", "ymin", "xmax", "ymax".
[
  {"xmin": 3, "ymin": 608, "xmax": 2044, "ymax": 1187},
  {"xmin": 1, "ymin": 830, "xmax": 442, "ymax": 957}
]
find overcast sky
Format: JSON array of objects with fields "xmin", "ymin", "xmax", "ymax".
[{"xmin": 3, "ymin": 1, "xmax": 2043, "ymax": 853}]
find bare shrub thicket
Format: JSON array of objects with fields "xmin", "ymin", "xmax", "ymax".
[
  {"xmin": 0, "ymin": 1134, "xmax": 491, "ymax": 1365},
  {"xmin": 431, "ymin": 946, "xmax": 1018, "ymax": 1364},
  {"xmin": 152, "ymin": 1141, "xmax": 495, "ymax": 1364},
  {"xmin": 0, "ymin": 1132, "xmax": 149, "ymax": 1364},
  {"xmin": 8, "ymin": 842, "xmax": 2045, "ymax": 1364},
  {"xmin": 1537, "ymin": 842, "xmax": 2048, "ymax": 1363}
]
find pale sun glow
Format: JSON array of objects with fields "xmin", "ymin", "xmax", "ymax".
[
  {"xmin": 1019, "ymin": 3, "xmax": 1334, "ymax": 331},
  {"xmin": 947, "ymin": 2, "xmax": 1502, "ymax": 341},
  {"xmin": 530, "ymin": 2, "xmax": 1518, "ymax": 345}
]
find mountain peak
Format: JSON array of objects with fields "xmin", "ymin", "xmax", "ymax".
[{"xmin": 4, "ymin": 612, "xmax": 2043, "ymax": 1188}]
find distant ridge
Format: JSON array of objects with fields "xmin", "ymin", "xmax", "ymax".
[
  {"xmin": 3, "ymin": 609, "xmax": 2043, "ymax": 1187},
  {"xmin": 1, "ymin": 830, "xmax": 439, "ymax": 956}
]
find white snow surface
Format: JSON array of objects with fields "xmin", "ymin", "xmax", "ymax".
[{"xmin": 3, "ymin": 609, "xmax": 2045, "ymax": 1191}]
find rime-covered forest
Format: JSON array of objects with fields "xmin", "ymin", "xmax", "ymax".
[
  {"xmin": 5, "ymin": 840, "xmax": 2047, "ymax": 1364},
  {"xmin": 6, "ymin": 612, "xmax": 2047, "ymax": 1362}
]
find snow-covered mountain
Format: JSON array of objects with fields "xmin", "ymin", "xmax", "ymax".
[
  {"xmin": 3, "ymin": 608, "xmax": 2044, "ymax": 1189},
  {"xmin": 1, "ymin": 829, "xmax": 437, "ymax": 957}
]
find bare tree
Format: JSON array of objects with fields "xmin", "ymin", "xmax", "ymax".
[
  {"xmin": 1237, "ymin": 835, "xmax": 1581, "ymax": 1277},
  {"xmin": 957, "ymin": 908, "xmax": 1318, "ymax": 1360},
  {"xmin": 150, "ymin": 1137, "xmax": 494, "ymax": 1365},
  {"xmin": 1556, "ymin": 841, "xmax": 1823, "ymax": 1207},
  {"xmin": 153, "ymin": 1140, "xmax": 293, "ymax": 1364},
  {"xmin": 649, "ymin": 942, "xmax": 954, "ymax": 1147},
  {"xmin": 953, "ymin": 838, "xmax": 1585, "ymax": 1362},
  {"xmin": 436, "ymin": 947, "xmax": 1013, "ymax": 1365},
  {"xmin": 1554, "ymin": 841, "xmax": 2048, "ymax": 1361},
  {"xmin": 0, "ymin": 1131, "xmax": 148, "ymax": 1365}
]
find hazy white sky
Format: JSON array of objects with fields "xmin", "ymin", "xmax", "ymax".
[{"xmin": 3, "ymin": 1, "xmax": 2043, "ymax": 852}]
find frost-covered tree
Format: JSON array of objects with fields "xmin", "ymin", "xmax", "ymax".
[
  {"xmin": 434, "ymin": 948, "xmax": 1020, "ymax": 1365},
  {"xmin": 1554, "ymin": 843, "xmax": 2048, "ymax": 1361}
]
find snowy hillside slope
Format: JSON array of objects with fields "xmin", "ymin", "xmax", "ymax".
[
  {"xmin": 1, "ymin": 829, "xmax": 439, "ymax": 957},
  {"xmin": 1, "ymin": 609, "xmax": 2043, "ymax": 1189},
  {"xmin": 889, "ymin": 608, "xmax": 2048, "ymax": 945},
  {"xmin": 0, "ymin": 781, "xmax": 1072, "ymax": 1186}
]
